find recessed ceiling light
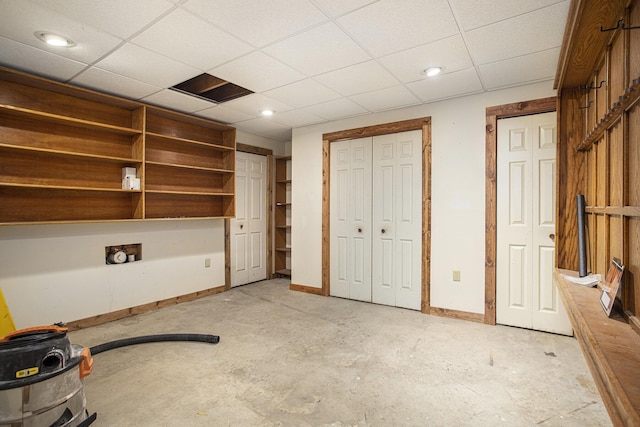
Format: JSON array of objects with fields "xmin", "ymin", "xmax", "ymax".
[
  {"xmin": 261, "ymin": 109, "xmax": 274, "ymax": 117},
  {"xmin": 422, "ymin": 66, "xmax": 443, "ymax": 77},
  {"xmin": 34, "ymin": 31, "xmax": 75, "ymax": 47}
]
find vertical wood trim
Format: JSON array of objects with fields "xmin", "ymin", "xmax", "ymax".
[
  {"xmin": 321, "ymin": 139, "xmax": 331, "ymax": 296},
  {"xmin": 485, "ymin": 97, "xmax": 557, "ymax": 325},
  {"xmin": 485, "ymin": 114, "xmax": 498, "ymax": 325},
  {"xmin": 224, "ymin": 218, "xmax": 231, "ymax": 290},
  {"xmin": 266, "ymin": 154, "xmax": 273, "ymax": 279},
  {"xmin": 320, "ymin": 117, "xmax": 431, "ymax": 307},
  {"xmin": 422, "ymin": 122, "xmax": 432, "ymax": 314}
]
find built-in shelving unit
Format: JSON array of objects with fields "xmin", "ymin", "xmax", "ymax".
[
  {"xmin": 0, "ymin": 67, "xmax": 236, "ymax": 224},
  {"xmin": 274, "ymin": 156, "xmax": 291, "ymax": 277}
]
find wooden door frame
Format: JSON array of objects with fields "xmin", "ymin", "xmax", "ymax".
[
  {"xmin": 321, "ymin": 117, "xmax": 432, "ymax": 313},
  {"xmin": 485, "ymin": 97, "xmax": 557, "ymax": 324},
  {"xmin": 225, "ymin": 143, "xmax": 274, "ymax": 290}
]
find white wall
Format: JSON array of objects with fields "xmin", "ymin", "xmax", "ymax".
[
  {"xmin": 0, "ymin": 220, "xmax": 225, "ymax": 328},
  {"xmin": 291, "ymin": 81, "xmax": 556, "ymax": 315}
]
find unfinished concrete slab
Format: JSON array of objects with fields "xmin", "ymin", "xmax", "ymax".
[{"xmin": 69, "ymin": 279, "xmax": 610, "ymax": 426}]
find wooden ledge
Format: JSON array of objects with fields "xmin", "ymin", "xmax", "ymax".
[{"xmin": 555, "ymin": 269, "xmax": 640, "ymax": 427}]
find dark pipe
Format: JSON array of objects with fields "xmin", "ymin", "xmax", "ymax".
[
  {"xmin": 89, "ymin": 334, "xmax": 219, "ymax": 356},
  {"xmin": 577, "ymin": 194, "xmax": 588, "ymax": 277}
]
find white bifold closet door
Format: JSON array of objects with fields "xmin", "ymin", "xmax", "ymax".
[{"xmin": 330, "ymin": 130, "xmax": 422, "ymax": 310}]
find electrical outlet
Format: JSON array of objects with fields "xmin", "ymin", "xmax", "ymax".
[
  {"xmin": 204, "ymin": 258, "xmax": 211, "ymax": 268},
  {"xmin": 453, "ymin": 270, "xmax": 461, "ymax": 282}
]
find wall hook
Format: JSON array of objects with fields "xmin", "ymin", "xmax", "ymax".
[
  {"xmin": 578, "ymin": 101, "xmax": 593, "ymax": 110},
  {"xmin": 580, "ymin": 80, "xmax": 605, "ymax": 91},
  {"xmin": 601, "ymin": 19, "xmax": 640, "ymax": 32}
]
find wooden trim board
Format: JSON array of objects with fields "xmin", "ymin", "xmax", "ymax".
[
  {"xmin": 64, "ymin": 285, "xmax": 227, "ymax": 331},
  {"xmin": 485, "ymin": 97, "xmax": 557, "ymax": 325},
  {"xmin": 290, "ymin": 283, "xmax": 324, "ymax": 296},
  {"xmin": 429, "ymin": 307, "xmax": 485, "ymax": 324}
]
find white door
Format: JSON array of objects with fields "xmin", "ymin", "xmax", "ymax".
[
  {"xmin": 330, "ymin": 131, "xmax": 422, "ymax": 310},
  {"xmin": 231, "ymin": 152, "xmax": 267, "ymax": 287},
  {"xmin": 330, "ymin": 138, "xmax": 372, "ymax": 302},
  {"xmin": 496, "ymin": 112, "xmax": 572, "ymax": 335},
  {"xmin": 372, "ymin": 130, "xmax": 422, "ymax": 310}
]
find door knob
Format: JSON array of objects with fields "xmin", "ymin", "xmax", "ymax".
[
  {"xmin": 381, "ymin": 229, "xmax": 386, "ymax": 234},
  {"xmin": 357, "ymin": 227, "xmax": 362, "ymax": 233},
  {"xmin": 549, "ymin": 233, "xmax": 555, "ymax": 242},
  {"xmin": 240, "ymin": 224, "xmax": 244, "ymax": 230}
]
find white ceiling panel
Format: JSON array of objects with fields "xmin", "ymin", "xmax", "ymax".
[
  {"xmin": 264, "ymin": 22, "xmax": 371, "ymax": 76},
  {"xmin": 141, "ymin": 89, "xmax": 215, "ymax": 113},
  {"xmin": 32, "ymin": 0, "xmax": 176, "ymax": 39},
  {"xmin": 209, "ymin": 51, "xmax": 305, "ymax": 93},
  {"xmin": 349, "ymin": 85, "xmax": 421, "ymax": 112},
  {"xmin": 478, "ymin": 48, "xmax": 561, "ymax": 90},
  {"xmin": 313, "ymin": 0, "xmax": 378, "ymax": 18},
  {"xmin": 133, "ymin": 9, "xmax": 252, "ymax": 71},
  {"xmin": 0, "ymin": 36, "xmax": 87, "ymax": 81},
  {"xmin": 303, "ymin": 98, "xmax": 368, "ymax": 120},
  {"xmin": 337, "ymin": 0, "xmax": 459, "ymax": 57},
  {"xmin": 234, "ymin": 117, "xmax": 292, "ymax": 141},
  {"xmin": 222, "ymin": 94, "xmax": 293, "ymax": 118},
  {"xmin": 407, "ymin": 67, "xmax": 483, "ymax": 103},
  {"xmin": 195, "ymin": 105, "xmax": 254, "ymax": 125},
  {"xmin": 264, "ymin": 79, "xmax": 340, "ymax": 108},
  {"xmin": 71, "ymin": 67, "xmax": 161, "ymax": 100},
  {"xmin": 0, "ymin": 0, "xmax": 123, "ymax": 64},
  {"xmin": 465, "ymin": 2, "xmax": 569, "ymax": 65},
  {"xmin": 272, "ymin": 110, "xmax": 327, "ymax": 127},
  {"xmin": 449, "ymin": 0, "xmax": 566, "ymax": 31},
  {"xmin": 183, "ymin": 0, "xmax": 327, "ymax": 48},
  {"xmin": 379, "ymin": 35, "xmax": 472, "ymax": 84},
  {"xmin": 315, "ymin": 61, "xmax": 398, "ymax": 96},
  {"xmin": 93, "ymin": 43, "xmax": 199, "ymax": 88}
]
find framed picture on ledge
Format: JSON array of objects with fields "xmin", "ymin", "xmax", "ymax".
[{"xmin": 600, "ymin": 258, "xmax": 624, "ymax": 317}]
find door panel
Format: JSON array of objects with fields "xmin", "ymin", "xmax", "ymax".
[
  {"xmin": 497, "ymin": 112, "xmax": 572, "ymax": 335},
  {"xmin": 231, "ymin": 152, "xmax": 267, "ymax": 287}
]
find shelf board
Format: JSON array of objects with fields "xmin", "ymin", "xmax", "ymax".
[
  {"xmin": 276, "ymin": 179, "xmax": 292, "ymax": 184},
  {"xmin": 145, "ymin": 160, "xmax": 233, "ymax": 173},
  {"xmin": 146, "ymin": 131, "xmax": 234, "ymax": 152},
  {"xmin": 0, "ymin": 104, "xmax": 142, "ymax": 135},
  {"xmin": 276, "ymin": 202, "xmax": 292, "ymax": 206},
  {"xmin": 0, "ymin": 182, "xmax": 141, "ymax": 193},
  {"xmin": 145, "ymin": 189, "xmax": 234, "ymax": 196},
  {"xmin": 275, "ymin": 247, "xmax": 292, "ymax": 252},
  {"xmin": 276, "ymin": 225, "xmax": 291, "ymax": 229},
  {"xmin": 0, "ymin": 143, "xmax": 141, "ymax": 164},
  {"xmin": 274, "ymin": 268, "xmax": 291, "ymax": 276}
]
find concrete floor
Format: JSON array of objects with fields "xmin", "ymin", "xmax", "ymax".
[{"xmin": 69, "ymin": 279, "xmax": 611, "ymax": 426}]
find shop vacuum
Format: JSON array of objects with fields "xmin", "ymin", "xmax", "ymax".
[{"xmin": 0, "ymin": 325, "xmax": 220, "ymax": 426}]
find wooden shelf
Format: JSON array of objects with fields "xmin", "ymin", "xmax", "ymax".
[
  {"xmin": 555, "ymin": 270, "xmax": 640, "ymax": 426},
  {"xmin": 0, "ymin": 66, "xmax": 236, "ymax": 224},
  {"xmin": 274, "ymin": 156, "xmax": 291, "ymax": 277},
  {"xmin": 274, "ymin": 268, "xmax": 291, "ymax": 276},
  {"xmin": 275, "ymin": 247, "xmax": 292, "ymax": 252}
]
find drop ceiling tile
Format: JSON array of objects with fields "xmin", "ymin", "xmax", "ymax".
[
  {"xmin": 264, "ymin": 79, "xmax": 340, "ymax": 108},
  {"xmin": 222, "ymin": 94, "xmax": 293, "ymax": 117},
  {"xmin": 182, "ymin": 0, "xmax": 327, "ymax": 47},
  {"xmin": 93, "ymin": 43, "xmax": 200, "ymax": 88},
  {"xmin": 349, "ymin": 85, "xmax": 421, "ymax": 112},
  {"xmin": 0, "ymin": 36, "xmax": 87, "ymax": 81},
  {"xmin": 315, "ymin": 61, "xmax": 398, "ymax": 96},
  {"xmin": 71, "ymin": 67, "xmax": 161, "ymax": 99},
  {"xmin": 0, "ymin": 0, "xmax": 123, "ymax": 64},
  {"xmin": 337, "ymin": 0, "xmax": 459, "ymax": 57},
  {"xmin": 303, "ymin": 98, "xmax": 368, "ymax": 120},
  {"xmin": 449, "ymin": 0, "xmax": 566, "ymax": 31},
  {"xmin": 32, "ymin": 0, "xmax": 175, "ymax": 39},
  {"xmin": 313, "ymin": 0, "xmax": 378, "ymax": 17},
  {"xmin": 209, "ymin": 51, "xmax": 305, "ymax": 93},
  {"xmin": 407, "ymin": 68, "xmax": 483, "ymax": 103},
  {"xmin": 478, "ymin": 48, "xmax": 560, "ymax": 89},
  {"xmin": 141, "ymin": 89, "xmax": 215, "ymax": 113},
  {"xmin": 272, "ymin": 110, "xmax": 327, "ymax": 127},
  {"xmin": 264, "ymin": 22, "xmax": 371, "ymax": 76},
  {"xmin": 465, "ymin": 2, "xmax": 569, "ymax": 65},
  {"xmin": 233, "ymin": 117, "xmax": 292, "ymax": 141},
  {"xmin": 379, "ymin": 35, "xmax": 473, "ymax": 84},
  {"xmin": 195, "ymin": 105, "xmax": 254, "ymax": 124},
  {"xmin": 132, "ymin": 8, "xmax": 252, "ymax": 71}
]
